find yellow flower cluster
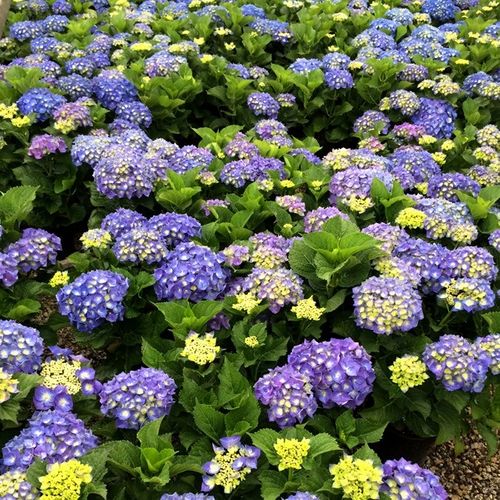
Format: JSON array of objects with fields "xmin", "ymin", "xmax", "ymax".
[
  {"xmin": 244, "ymin": 336, "xmax": 260, "ymax": 348},
  {"xmin": 0, "ymin": 103, "xmax": 18, "ymax": 119},
  {"xmin": 280, "ymin": 180, "xmax": 295, "ymax": 188},
  {"xmin": 130, "ymin": 42, "xmax": 153, "ymax": 52},
  {"xmin": 233, "ymin": 293, "xmax": 261, "ymax": 314},
  {"xmin": 274, "ymin": 438, "xmax": 310, "ymax": 471},
  {"xmin": 441, "ymin": 140, "xmax": 455, "ymax": 151},
  {"xmin": 0, "ymin": 470, "xmax": 36, "ymax": 498},
  {"xmin": 417, "ymin": 134, "xmax": 437, "ymax": 145},
  {"xmin": 54, "ymin": 118, "xmax": 75, "ymax": 134},
  {"xmin": 389, "ymin": 355, "xmax": 429, "ymax": 392},
  {"xmin": 431, "ymin": 152, "xmax": 446, "ymax": 165},
  {"xmin": 291, "ymin": 297, "xmax": 325, "ymax": 321},
  {"xmin": 200, "ymin": 54, "xmax": 215, "ymax": 63},
  {"xmin": 80, "ymin": 229, "xmax": 112, "ymax": 250},
  {"xmin": 181, "ymin": 333, "xmax": 220, "ymax": 365},
  {"xmin": 395, "ymin": 208, "xmax": 426, "ymax": 229},
  {"xmin": 40, "ymin": 359, "xmax": 82, "ymax": 395},
  {"xmin": 0, "ymin": 368, "xmax": 18, "ymax": 403},
  {"xmin": 330, "ymin": 456, "xmax": 382, "ymax": 500},
  {"xmin": 11, "ymin": 116, "xmax": 31, "ymax": 128},
  {"xmin": 346, "ymin": 195, "xmax": 373, "ymax": 214},
  {"xmin": 40, "ymin": 460, "xmax": 92, "ymax": 500},
  {"xmin": 49, "ymin": 271, "xmax": 70, "ymax": 288},
  {"xmin": 208, "ymin": 446, "xmax": 251, "ymax": 493}
]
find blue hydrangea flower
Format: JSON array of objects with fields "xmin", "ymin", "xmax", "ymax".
[
  {"xmin": 17, "ymin": 88, "xmax": 66, "ymax": 122},
  {"xmin": 220, "ymin": 156, "xmax": 285, "ymax": 188},
  {"xmin": 422, "ymin": 0, "xmax": 459, "ymax": 22},
  {"xmin": 101, "ymin": 208, "xmax": 147, "ymax": 238},
  {"xmin": 0, "ymin": 320, "xmax": 44, "ymax": 374},
  {"xmin": 438, "ymin": 278, "xmax": 495, "ymax": 312},
  {"xmin": 488, "ymin": 229, "xmax": 500, "ymax": 252},
  {"xmin": 161, "ymin": 495, "xmax": 214, "ymax": 500},
  {"xmin": 410, "ymin": 98, "xmax": 457, "ymax": 139},
  {"xmin": 254, "ymin": 120, "xmax": 293, "ymax": 147},
  {"xmin": 476, "ymin": 334, "xmax": 500, "ymax": 375},
  {"xmin": 304, "ymin": 207, "xmax": 349, "ymax": 233},
  {"xmin": 254, "ymin": 365, "xmax": 317, "ymax": 428},
  {"xmin": 247, "ymin": 92, "xmax": 280, "ymax": 118},
  {"xmin": 113, "ymin": 228, "xmax": 168, "ymax": 264},
  {"xmin": 381, "ymin": 458, "xmax": 448, "ymax": 499},
  {"xmin": 362, "ymin": 223, "xmax": 409, "ymax": 254},
  {"xmin": 56, "ymin": 270, "xmax": 129, "ymax": 332},
  {"xmin": 58, "ymin": 74, "xmax": 93, "ymax": 100},
  {"xmin": 427, "ymin": 173, "xmax": 480, "ymax": 202},
  {"xmin": 423, "ymin": 335, "xmax": 491, "ymax": 392},
  {"xmin": 166, "ymin": 146, "xmax": 214, "ymax": 174},
  {"xmin": 154, "ymin": 242, "xmax": 229, "ymax": 302},
  {"xmin": 325, "ymin": 69, "xmax": 354, "ymax": 90},
  {"xmin": 353, "ymin": 111, "xmax": 390, "ymax": 135},
  {"xmin": 353, "ymin": 277, "xmax": 423, "ymax": 334},
  {"xmin": 288, "ymin": 338, "xmax": 375, "ymax": 409},
  {"xmin": 6, "ymin": 228, "xmax": 61, "ymax": 273},
  {"xmin": 0, "ymin": 252, "xmax": 19, "ymax": 287},
  {"xmin": 99, "ymin": 368, "xmax": 176, "ymax": 429},
  {"xmin": 92, "ymin": 70, "xmax": 137, "ymax": 110},
  {"xmin": 115, "ymin": 101, "xmax": 153, "ymax": 128},
  {"xmin": 284, "ymin": 494, "xmax": 319, "ymax": 500},
  {"xmin": 147, "ymin": 213, "xmax": 202, "ymax": 247},
  {"xmin": 450, "ymin": 246, "xmax": 497, "ymax": 282},
  {"xmin": 1, "ymin": 409, "xmax": 97, "ymax": 470}
]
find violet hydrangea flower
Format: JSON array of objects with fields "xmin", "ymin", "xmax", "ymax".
[
  {"xmin": 0, "ymin": 253, "xmax": 19, "ymax": 287},
  {"xmin": 381, "ymin": 458, "xmax": 448, "ymax": 499},
  {"xmin": 0, "ymin": 320, "xmax": 44, "ymax": 374},
  {"xmin": 304, "ymin": 207, "xmax": 349, "ymax": 233},
  {"xmin": 423, "ymin": 335, "xmax": 491, "ymax": 392},
  {"xmin": 1, "ymin": 409, "xmax": 97, "ymax": 470},
  {"xmin": 254, "ymin": 365, "xmax": 317, "ymax": 428},
  {"xmin": 56, "ymin": 270, "xmax": 129, "ymax": 332},
  {"xmin": 247, "ymin": 92, "xmax": 280, "ymax": 118},
  {"xmin": 410, "ymin": 98, "xmax": 457, "ymax": 139},
  {"xmin": 101, "ymin": 208, "xmax": 147, "ymax": 238},
  {"xmin": 475, "ymin": 334, "xmax": 500, "ymax": 375},
  {"xmin": 353, "ymin": 277, "xmax": 423, "ymax": 334},
  {"xmin": 28, "ymin": 134, "xmax": 66, "ymax": 159},
  {"xmin": 16, "ymin": 87, "xmax": 66, "ymax": 122},
  {"xmin": 112, "ymin": 228, "xmax": 168, "ymax": 264},
  {"xmin": 154, "ymin": 242, "xmax": 228, "ymax": 302},
  {"xmin": 147, "ymin": 213, "xmax": 201, "ymax": 248},
  {"xmin": 99, "ymin": 368, "xmax": 176, "ymax": 429},
  {"xmin": 288, "ymin": 338, "xmax": 375, "ymax": 409}
]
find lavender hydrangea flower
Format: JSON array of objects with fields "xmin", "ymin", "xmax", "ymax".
[
  {"xmin": 410, "ymin": 98, "xmax": 457, "ymax": 139},
  {"xmin": 427, "ymin": 173, "xmax": 480, "ymax": 202},
  {"xmin": 422, "ymin": 0, "xmax": 458, "ymax": 22},
  {"xmin": 423, "ymin": 335, "xmax": 491, "ymax": 392},
  {"xmin": 325, "ymin": 69, "xmax": 354, "ymax": 90},
  {"xmin": 0, "ymin": 252, "xmax": 19, "ymax": 287},
  {"xmin": 381, "ymin": 458, "xmax": 448, "ymax": 499},
  {"xmin": 147, "ymin": 213, "xmax": 201, "ymax": 247},
  {"xmin": 17, "ymin": 87, "xmax": 66, "ymax": 122},
  {"xmin": 353, "ymin": 277, "xmax": 423, "ymax": 334},
  {"xmin": 94, "ymin": 151, "xmax": 154, "ymax": 199},
  {"xmin": 489, "ymin": 230, "xmax": 500, "ymax": 252},
  {"xmin": 450, "ymin": 246, "xmax": 497, "ymax": 282},
  {"xmin": 28, "ymin": 134, "xmax": 66, "ymax": 159},
  {"xmin": 71, "ymin": 134, "xmax": 112, "ymax": 167},
  {"xmin": 101, "ymin": 208, "xmax": 147, "ymax": 238},
  {"xmin": 1, "ymin": 409, "xmax": 97, "ymax": 470},
  {"xmin": 438, "ymin": 278, "xmax": 495, "ymax": 312},
  {"xmin": 242, "ymin": 267, "xmax": 303, "ymax": 313},
  {"xmin": 58, "ymin": 74, "xmax": 93, "ymax": 100},
  {"xmin": 92, "ymin": 70, "xmax": 137, "ymax": 110},
  {"xmin": 284, "ymin": 494, "xmax": 319, "ymax": 500},
  {"xmin": 99, "ymin": 368, "xmax": 176, "ymax": 429},
  {"xmin": 56, "ymin": 270, "xmax": 129, "ymax": 332},
  {"xmin": 113, "ymin": 228, "xmax": 168, "ymax": 264},
  {"xmin": 362, "ymin": 223, "xmax": 409, "ymax": 253},
  {"xmin": 247, "ymin": 92, "xmax": 280, "ymax": 118},
  {"xmin": 476, "ymin": 334, "xmax": 500, "ymax": 375},
  {"xmin": 353, "ymin": 111, "xmax": 390, "ymax": 135},
  {"xmin": 115, "ymin": 101, "xmax": 153, "ymax": 128},
  {"xmin": 220, "ymin": 157, "xmax": 285, "ymax": 188},
  {"xmin": 254, "ymin": 120, "xmax": 292, "ymax": 147},
  {"xmin": 165, "ymin": 146, "xmax": 214, "ymax": 174},
  {"xmin": 224, "ymin": 133, "xmax": 259, "ymax": 159},
  {"xmin": 0, "ymin": 320, "xmax": 44, "ymax": 374},
  {"xmin": 6, "ymin": 228, "xmax": 61, "ymax": 273},
  {"xmin": 154, "ymin": 242, "xmax": 228, "ymax": 302},
  {"xmin": 304, "ymin": 207, "xmax": 349, "ymax": 233},
  {"xmin": 288, "ymin": 338, "xmax": 375, "ymax": 409},
  {"xmin": 254, "ymin": 365, "xmax": 317, "ymax": 428}
]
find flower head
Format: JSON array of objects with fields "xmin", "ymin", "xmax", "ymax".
[
  {"xmin": 330, "ymin": 456, "xmax": 382, "ymax": 500},
  {"xmin": 0, "ymin": 368, "xmax": 19, "ymax": 403},
  {"xmin": 181, "ymin": 332, "xmax": 220, "ymax": 365},
  {"xmin": 389, "ymin": 356, "xmax": 429, "ymax": 392},
  {"xmin": 39, "ymin": 459, "xmax": 92, "ymax": 500},
  {"xmin": 274, "ymin": 438, "xmax": 310, "ymax": 471},
  {"xmin": 0, "ymin": 470, "xmax": 37, "ymax": 499},
  {"xmin": 80, "ymin": 228, "xmax": 112, "ymax": 250},
  {"xmin": 49, "ymin": 270, "xmax": 70, "ymax": 287},
  {"xmin": 291, "ymin": 297, "xmax": 325, "ymax": 321}
]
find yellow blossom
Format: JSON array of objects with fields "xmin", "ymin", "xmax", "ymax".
[
  {"xmin": 389, "ymin": 355, "xmax": 429, "ymax": 392},
  {"xmin": 224, "ymin": 42, "xmax": 236, "ymax": 51},
  {"xmin": 418, "ymin": 134, "xmax": 437, "ymax": 145},
  {"xmin": 311, "ymin": 180, "xmax": 323, "ymax": 190},
  {"xmin": 40, "ymin": 460, "xmax": 92, "ymax": 500},
  {"xmin": 194, "ymin": 37, "xmax": 205, "ymax": 45},
  {"xmin": 80, "ymin": 229, "xmax": 112, "ymax": 250},
  {"xmin": 233, "ymin": 293, "xmax": 261, "ymax": 314},
  {"xmin": 291, "ymin": 297, "xmax": 325, "ymax": 321},
  {"xmin": 432, "ymin": 152, "xmax": 446, "ymax": 164},
  {"xmin": 131, "ymin": 42, "xmax": 152, "ymax": 52},
  {"xmin": 415, "ymin": 182, "xmax": 428, "ymax": 195},
  {"xmin": 332, "ymin": 12, "xmax": 348, "ymax": 22},
  {"xmin": 40, "ymin": 359, "xmax": 82, "ymax": 394},
  {"xmin": 454, "ymin": 58, "xmax": 470, "ymax": 65},
  {"xmin": 280, "ymin": 180, "xmax": 295, "ymax": 188},
  {"xmin": 395, "ymin": 207, "xmax": 426, "ymax": 229},
  {"xmin": 244, "ymin": 336, "xmax": 259, "ymax": 348},
  {"xmin": 181, "ymin": 332, "xmax": 220, "ymax": 365},
  {"xmin": 330, "ymin": 456, "xmax": 382, "ymax": 500},
  {"xmin": 49, "ymin": 271, "xmax": 70, "ymax": 288},
  {"xmin": 0, "ymin": 103, "xmax": 18, "ymax": 119},
  {"xmin": 441, "ymin": 140, "xmax": 455, "ymax": 151},
  {"xmin": 274, "ymin": 438, "xmax": 310, "ymax": 471},
  {"xmin": 11, "ymin": 116, "xmax": 31, "ymax": 128},
  {"xmin": 0, "ymin": 368, "xmax": 18, "ymax": 403},
  {"xmin": 200, "ymin": 54, "xmax": 214, "ymax": 63},
  {"xmin": 348, "ymin": 61, "xmax": 363, "ymax": 70},
  {"xmin": 346, "ymin": 195, "xmax": 373, "ymax": 214}
]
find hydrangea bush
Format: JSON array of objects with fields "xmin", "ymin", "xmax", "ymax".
[{"xmin": 0, "ymin": 0, "xmax": 498, "ymax": 498}]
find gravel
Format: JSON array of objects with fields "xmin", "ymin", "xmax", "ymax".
[{"xmin": 424, "ymin": 429, "xmax": 500, "ymax": 499}]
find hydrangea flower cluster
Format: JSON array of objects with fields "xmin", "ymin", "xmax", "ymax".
[
  {"xmin": 201, "ymin": 436, "xmax": 260, "ymax": 494},
  {"xmin": 330, "ymin": 456, "xmax": 382, "ymax": 500},
  {"xmin": 389, "ymin": 356, "xmax": 429, "ymax": 392},
  {"xmin": 99, "ymin": 368, "xmax": 176, "ymax": 429},
  {"xmin": 39, "ymin": 459, "xmax": 92, "ymax": 500},
  {"xmin": 0, "ymin": 470, "xmax": 38, "ymax": 499},
  {"xmin": 423, "ymin": 335, "xmax": 491, "ymax": 392},
  {"xmin": 56, "ymin": 270, "xmax": 129, "ymax": 332}
]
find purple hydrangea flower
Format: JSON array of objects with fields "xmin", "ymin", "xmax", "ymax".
[
  {"xmin": 247, "ymin": 92, "xmax": 280, "ymax": 118},
  {"xmin": 147, "ymin": 213, "xmax": 202, "ymax": 248},
  {"xmin": 220, "ymin": 157, "xmax": 285, "ymax": 188},
  {"xmin": 254, "ymin": 365, "xmax": 317, "ymax": 428},
  {"xmin": 476, "ymin": 334, "xmax": 500, "ymax": 375},
  {"xmin": 304, "ymin": 207, "xmax": 349, "ymax": 233},
  {"xmin": 58, "ymin": 74, "xmax": 94, "ymax": 100},
  {"xmin": 17, "ymin": 87, "xmax": 66, "ymax": 122},
  {"xmin": 288, "ymin": 338, "xmax": 375, "ymax": 409},
  {"xmin": 113, "ymin": 228, "xmax": 168, "ymax": 264},
  {"xmin": 410, "ymin": 98, "xmax": 457, "ymax": 139},
  {"xmin": 423, "ymin": 335, "xmax": 491, "ymax": 392},
  {"xmin": 56, "ymin": 270, "xmax": 129, "ymax": 332},
  {"xmin": 154, "ymin": 242, "xmax": 229, "ymax": 302},
  {"xmin": 439, "ymin": 278, "xmax": 495, "ymax": 312},
  {"xmin": 450, "ymin": 246, "xmax": 497, "ymax": 282},
  {"xmin": 115, "ymin": 101, "xmax": 153, "ymax": 128},
  {"xmin": 353, "ymin": 277, "xmax": 423, "ymax": 334},
  {"xmin": 0, "ymin": 252, "xmax": 19, "ymax": 287},
  {"xmin": 325, "ymin": 69, "xmax": 354, "ymax": 90},
  {"xmin": 381, "ymin": 458, "xmax": 448, "ymax": 499},
  {"xmin": 285, "ymin": 494, "xmax": 319, "ymax": 500},
  {"xmin": 166, "ymin": 146, "xmax": 214, "ymax": 174},
  {"xmin": 53, "ymin": 101, "xmax": 92, "ymax": 130},
  {"xmin": 353, "ymin": 111, "xmax": 390, "ymax": 135},
  {"xmin": 362, "ymin": 223, "xmax": 409, "ymax": 253},
  {"xmin": 145, "ymin": 52, "xmax": 186, "ymax": 77},
  {"xmin": 1, "ymin": 410, "xmax": 97, "ymax": 470},
  {"xmin": 0, "ymin": 320, "xmax": 44, "ymax": 374},
  {"xmin": 28, "ymin": 134, "xmax": 67, "ymax": 159},
  {"xmin": 224, "ymin": 133, "xmax": 259, "ymax": 159},
  {"xmin": 161, "ymin": 495, "xmax": 214, "ymax": 500},
  {"xmin": 99, "ymin": 368, "xmax": 176, "ymax": 429},
  {"xmin": 427, "ymin": 173, "xmax": 480, "ymax": 202},
  {"xmin": 6, "ymin": 228, "xmax": 61, "ymax": 273},
  {"xmin": 488, "ymin": 229, "xmax": 500, "ymax": 252},
  {"xmin": 92, "ymin": 70, "xmax": 137, "ymax": 110},
  {"xmin": 71, "ymin": 134, "xmax": 113, "ymax": 167},
  {"xmin": 101, "ymin": 208, "xmax": 147, "ymax": 238},
  {"xmin": 398, "ymin": 63, "xmax": 429, "ymax": 82},
  {"xmin": 254, "ymin": 120, "xmax": 292, "ymax": 147}
]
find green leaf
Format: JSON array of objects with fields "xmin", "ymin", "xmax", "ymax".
[
  {"xmin": 259, "ymin": 470, "xmax": 288, "ymax": 500},
  {"xmin": 141, "ymin": 339, "xmax": 169, "ymax": 370},
  {"xmin": 0, "ymin": 399, "xmax": 22, "ymax": 424},
  {"xmin": 6, "ymin": 299, "xmax": 41, "ymax": 321},
  {"xmin": 482, "ymin": 311, "xmax": 500, "ymax": 333},
  {"xmin": 137, "ymin": 417, "xmax": 164, "ymax": 449},
  {"xmin": 26, "ymin": 459, "xmax": 47, "ymax": 489},
  {"xmin": 193, "ymin": 404, "xmax": 225, "ymax": 441},
  {"xmin": 102, "ymin": 441, "xmax": 141, "ymax": 474},
  {"xmin": 0, "ymin": 186, "xmax": 37, "ymax": 228},
  {"xmin": 217, "ymin": 358, "xmax": 249, "ymax": 408},
  {"xmin": 476, "ymin": 423, "xmax": 498, "ymax": 456},
  {"xmin": 305, "ymin": 433, "xmax": 340, "ymax": 466},
  {"xmin": 81, "ymin": 447, "xmax": 109, "ymax": 483},
  {"xmin": 250, "ymin": 428, "xmax": 281, "ymax": 464}
]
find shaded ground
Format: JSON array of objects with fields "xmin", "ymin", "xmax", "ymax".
[{"xmin": 424, "ymin": 430, "xmax": 500, "ymax": 500}]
